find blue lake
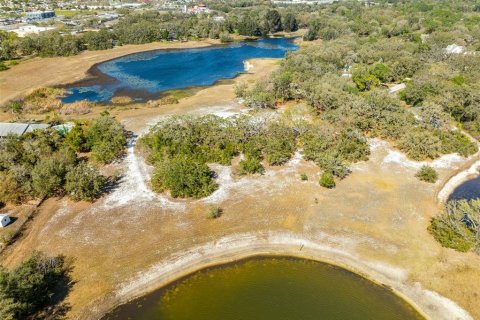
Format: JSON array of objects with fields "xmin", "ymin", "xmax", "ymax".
[
  {"xmin": 448, "ymin": 174, "xmax": 480, "ymax": 201},
  {"xmin": 62, "ymin": 37, "xmax": 298, "ymax": 103}
]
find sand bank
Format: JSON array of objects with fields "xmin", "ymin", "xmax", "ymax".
[{"xmin": 110, "ymin": 232, "xmax": 471, "ymax": 320}]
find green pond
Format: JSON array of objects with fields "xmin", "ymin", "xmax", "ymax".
[{"xmin": 103, "ymin": 257, "xmax": 424, "ymax": 320}]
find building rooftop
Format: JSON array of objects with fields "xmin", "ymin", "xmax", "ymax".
[{"xmin": 0, "ymin": 122, "xmax": 50, "ymax": 137}]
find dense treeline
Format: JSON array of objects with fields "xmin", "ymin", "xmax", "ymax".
[
  {"xmin": 237, "ymin": 0, "xmax": 479, "ymax": 161},
  {"xmin": 0, "ymin": 251, "xmax": 72, "ymax": 319},
  {"xmin": 0, "ymin": 7, "xmax": 299, "ymax": 63},
  {"xmin": 139, "ymin": 114, "xmax": 368, "ymax": 198},
  {"xmin": 0, "ymin": 114, "xmax": 127, "ymax": 204}
]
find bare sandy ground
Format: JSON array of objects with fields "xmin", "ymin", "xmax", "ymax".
[
  {"xmin": 1, "ymin": 59, "xmax": 480, "ymax": 320},
  {"xmin": 0, "ymin": 39, "xmax": 220, "ymax": 107}
]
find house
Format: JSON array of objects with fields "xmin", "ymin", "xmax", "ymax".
[
  {"xmin": 0, "ymin": 214, "xmax": 11, "ymax": 228},
  {"xmin": 10, "ymin": 25, "xmax": 55, "ymax": 37},
  {"xmin": 0, "ymin": 122, "xmax": 50, "ymax": 137}
]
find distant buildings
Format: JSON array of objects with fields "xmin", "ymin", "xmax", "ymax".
[
  {"xmin": 24, "ymin": 10, "xmax": 55, "ymax": 22},
  {"xmin": 185, "ymin": 3, "xmax": 210, "ymax": 14},
  {"xmin": 10, "ymin": 25, "xmax": 55, "ymax": 37}
]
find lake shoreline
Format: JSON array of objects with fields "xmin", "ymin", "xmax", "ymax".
[
  {"xmin": 59, "ymin": 37, "xmax": 298, "ymax": 104},
  {"xmin": 0, "ymin": 39, "xmax": 219, "ymax": 108},
  {"xmin": 92, "ymin": 232, "xmax": 470, "ymax": 320}
]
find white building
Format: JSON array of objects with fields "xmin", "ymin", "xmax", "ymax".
[
  {"xmin": 0, "ymin": 214, "xmax": 11, "ymax": 228},
  {"xmin": 10, "ymin": 25, "xmax": 55, "ymax": 37}
]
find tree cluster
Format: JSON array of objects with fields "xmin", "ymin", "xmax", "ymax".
[
  {"xmin": 0, "ymin": 251, "xmax": 72, "ymax": 320},
  {"xmin": 0, "ymin": 115, "xmax": 126, "ymax": 204}
]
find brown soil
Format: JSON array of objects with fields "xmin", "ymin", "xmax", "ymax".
[{"xmin": 0, "ymin": 57, "xmax": 479, "ymax": 320}]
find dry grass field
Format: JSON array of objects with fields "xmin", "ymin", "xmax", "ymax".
[{"xmin": 0, "ymin": 55, "xmax": 479, "ymax": 320}]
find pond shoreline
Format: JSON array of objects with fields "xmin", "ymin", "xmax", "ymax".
[
  {"xmin": 437, "ymin": 157, "xmax": 480, "ymax": 203},
  {"xmin": 91, "ymin": 232, "xmax": 471, "ymax": 320},
  {"xmin": 0, "ymin": 39, "xmax": 218, "ymax": 108}
]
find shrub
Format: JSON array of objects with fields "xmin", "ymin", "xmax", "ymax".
[
  {"xmin": 238, "ymin": 156, "xmax": 265, "ymax": 175},
  {"xmin": 429, "ymin": 199, "xmax": 480, "ymax": 253},
  {"xmin": 111, "ymin": 96, "xmax": 134, "ymax": 105},
  {"xmin": 22, "ymin": 87, "xmax": 65, "ymax": 114},
  {"xmin": 207, "ymin": 205, "xmax": 222, "ymax": 219},
  {"xmin": 262, "ymin": 123, "xmax": 296, "ymax": 165},
  {"xmin": 415, "ymin": 165, "xmax": 438, "ymax": 183},
  {"xmin": 65, "ymin": 124, "xmax": 88, "ymax": 152},
  {"xmin": 429, "ymin": 217, "xmax": 475, "ymax": 252},
  {"xmin": 398, "ymin": 129, "xmax": 442, "ymax": 160},
  {"xmin": 151, "ymin": 154, "xmax": 217, "ymax": 198},
  {"xmin": 31, "ymin": 158, "xmax": 67, "ymax": 198},
  {"xmin": 234, "ymin": 82, "xmax": 248, "ymax": 98},
  {"xmin": 319, "ymin": 172, "xmax": 335, "ymax": 188},
  {"xmin": 88, "ymin": 115, "xmax": 127, "ymax": 164},
  {"xmin": 300, "ymin": 173, "xmax": 308, "ymax": 181},
  {"xmin": 219, "ymin": 32, "xmax": 233, "ymax": 43},
  {"xmin": 65, "ymin": 162, "xmax": 106, "ymax": 201}
]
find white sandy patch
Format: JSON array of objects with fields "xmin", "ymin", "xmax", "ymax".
[
  {"xmin": 438, "ymin": 160, "xmax": 480, "ymax": 203},
  {"xmin": 244, "ymin": 61, "xmax": 254, "ymax": 71},
  {"xmin": 202, "ymin": 151, "xmax": 309, "ymax": 204},
  {"xmin": 115, "ymin": 231, "xmax": 472, "ymax": 320},
  {"xmin": 382, "ymin": 150, "xmax": 465, "ymax": 170},
  {"xmin": 402, "ymin": 283, "xmax": 474, "ymax": 320},
  {"xmin": 101, "ymin": 139, "xmax": 184, "ymax": 210}
]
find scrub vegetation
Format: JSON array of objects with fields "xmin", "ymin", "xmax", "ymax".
[
  {"xmin": 139, "ymin": 114, "xmax": 368, "ymax": 198},
  {"xmin": 429, "ymin": 199, "xmax": 480, "ymax": 253},
  {"xmin": 415, "ymin": 165, "xmax": 438, "ymax": 183},
  {"xmin": 0, "ymin": 251, "xmax": 72, "ymax": 320},
  {"xmin": 236, "ymin": 0, "xmax": 479, "ymax": 161},
  {"xmin": 0, "ymin": 115, "xmax": 127, "ymax": 204}
]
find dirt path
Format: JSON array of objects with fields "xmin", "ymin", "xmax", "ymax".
[{"xmin": 1, "ymin": 59, "xmax": 480, "ymax": 320}]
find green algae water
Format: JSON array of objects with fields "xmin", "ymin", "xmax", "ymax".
[{"xmin": 104, "ymin": 257, "xmax": 424, "ymax": 320}]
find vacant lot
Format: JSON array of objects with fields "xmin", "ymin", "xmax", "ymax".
[{"xmin": 1, "ymin": 58, "xmax": 479, "ymax": 320}]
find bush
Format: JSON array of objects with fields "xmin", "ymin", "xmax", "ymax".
[
  {"xmin": 238, "ymin": 156, "xmax": 265, "ymax": 175},
  {"xmin": 0, "ymin": 251, "xmax": 71, "ymax": 319},
  {"xmin": 88, "ymin": 115, "xmax": 127, "ymax": 163},
  {"xmin": 207, "ymin": 205, "xmax": 222, "ymax": 219},
  {"xmin": 219, "ymin": 32, "xmax": 233, "ymax": 43},
  {"xmin": 65, "ymin": 124, "xmax": 88, "ymax": 152},
  {"xmin": 398, "ymin": 129, "xmax": 442, "ymax": 160},
  {"xmin": 111, "ymin": 96, "xmax": 134, "ymax": 105},
  {"xmin": 31, "ymin": 158, "xmax": 68, "ymax": 198},
  {"xmin": 300, "ymin": 173, "xmax": 308, "ymax": 181},
  {"xmin": 151, "ymin": 154, "xmax": 217, "ymax": 198},
  {"xmin": 429, "ymin": 217, "xmax": 475, "ymax": 252},
  {"xmin": 262, "ymin": 123, "xmax": 296, "ymax": 165},
  {"xmin": 415, "ymin": 165, "xmax": 438, "ymax": 183},
  {"xmin": 319, "ymin": 172, "xmax": 335, "ymax": 188},
  {"xmin": 429, "ymin": 199, "xmax": 480, "ymax": 253},
  {"xmin": 65, "ymin": 162, "xmax": 106, "ymax": 201}
]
